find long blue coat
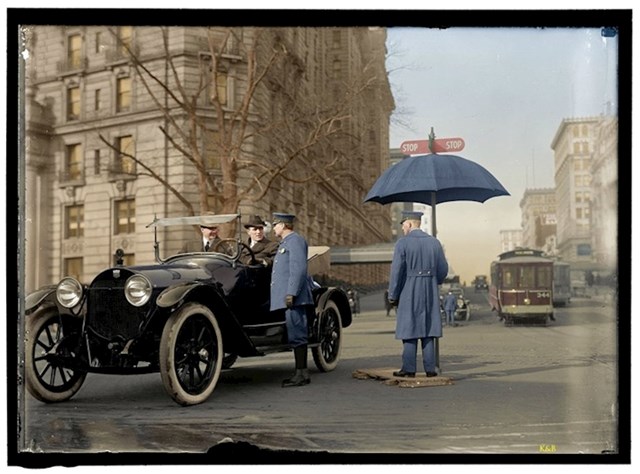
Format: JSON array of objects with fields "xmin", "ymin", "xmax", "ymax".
[
  {"xmin": 388, "ymin": 229, "xmax": 448, "ymax": 340},
  {"xmin": 270, "ymin": 232, "xmax": 314, "ymax": 311}
]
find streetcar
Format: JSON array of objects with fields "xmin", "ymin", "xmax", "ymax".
[{"xmin": 489, "ymin": 248, "xmax": 554, "ymax": 325}]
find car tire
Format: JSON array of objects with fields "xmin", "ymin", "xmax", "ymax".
[
  {"xmin": 312, "ymin": 300, "xmax": 343, "ymax": 372},
  {"xmin": 160, "ymin": 303, "xmax": 223, "ymax": 406},
  {"xmin": 25, "ymin": 307, "xmax": 87, "ymax": 403}
]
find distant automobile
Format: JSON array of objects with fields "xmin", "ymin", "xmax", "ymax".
[
  {"xmin": 474, "ymin": 275, "xmax": 488, "ymax": 292},
  {"xmin": 440, "ymin": 286, "xmax": 471, "ymax": 321},
  {"xmin": 24, "ymin": 214, "xmax": 352, "ymax": 406}
]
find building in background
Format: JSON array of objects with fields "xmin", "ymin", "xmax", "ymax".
[
  {"xmin": 590, "ymin": 116, "xmax": 618, "ymax": 277},
  {"xmin": 499, "ymin": 229, "xmax": 523, "ymax": 253},
  {"xmin": 23, "ymin": 26, "xmax": 394, "ymax": 292},
  {"xmin": 551, "ymin": 115, "xmax": 617, "ymax": 279},
  {"xmin": 519, "ymin": 188, "xmax": 557, "ymax": 253},
  {"xmin": 388, "ymin": 148, "xmax": 414, "ymax": 240}
]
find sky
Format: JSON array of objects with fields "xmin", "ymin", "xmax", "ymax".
[{"xmin": 385, "ymin": 26, "xmax": 618, "ymax": 284}]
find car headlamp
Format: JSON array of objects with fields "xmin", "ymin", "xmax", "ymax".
[
  {"xmin": 456, "ymin": 298, "xmax": 465, "ymax": 309},
  {"xmin": 125, "ymin": 274, "xmax": 152, "ymax": 307},
  {"xmin": 56, "ymin": 277, "xmax": 83, "ymax": 308}
]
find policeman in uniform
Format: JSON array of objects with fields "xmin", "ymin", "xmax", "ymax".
[
  {"xmin": 388, "ymin": 211, "xmax": 449, "ymax": 378},
  {"xmin": 270, "ymin": 212, "xmax": 314, "ymax": 387}
]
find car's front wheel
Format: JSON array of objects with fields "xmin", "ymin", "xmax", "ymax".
[
  {"xmin": 312, "ymin": 300, "xmax": 343, "ymax": 372},
  {"xmin": 25, "ymin": 307, "xmax": 87, "ymax": 403},
  {"xmin": 160, "ymin": 303, "xmax": 223, "ymax": 406}
]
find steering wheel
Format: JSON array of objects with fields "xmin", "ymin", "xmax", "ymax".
[{"xmin": 212, "ymin": 238, "xmax": 256, "ymax": 264}]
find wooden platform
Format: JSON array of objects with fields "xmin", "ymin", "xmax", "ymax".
[{"xmin": 352, "ymin": 367, "xmax": 454, "ymax": 388}]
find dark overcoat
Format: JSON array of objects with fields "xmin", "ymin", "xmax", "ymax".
[
  {"xmin": 388, "ymin": 229, "xmax": 448, "ymax": 340},
  {"xmin": 241, "ymin": 237, "xmax": 279, "ymax": 265},
  {"xmin": 180, "ymin": 236, "xmax": 221, "ymax": 253},
  {"xmin": 270, "ymin": 232, "xmax": 314, "ymax": 311}
]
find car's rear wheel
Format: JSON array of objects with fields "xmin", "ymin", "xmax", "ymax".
[
  {"xmin": 160, "ymin": 303, "xmax": 223, "ymax": 406},
  {"xmin": 25, "ymin": 307, "xmax": 87, "ymax": 403},
  {"xmin": 312, "ymin": 300, "xmax": 342, "ymax": 372}
]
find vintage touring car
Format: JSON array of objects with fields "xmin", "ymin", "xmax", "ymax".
[{"xmin": 24, "ymin": 214, "xmax": 352, "ymax": 406}]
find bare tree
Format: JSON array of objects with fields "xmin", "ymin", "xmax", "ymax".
[{"xmin": 100, "ymin": 26, "xmax": 380, "ymax": 235}]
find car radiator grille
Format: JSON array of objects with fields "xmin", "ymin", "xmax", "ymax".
[{"xmin": 86, "ymin": 278, "xmax": 147, "ymax": 340}]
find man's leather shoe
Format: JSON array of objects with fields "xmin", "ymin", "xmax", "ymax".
[
  {"xmin": 393, "ymin": 370, "xmax": 415, "ymax": 378},
  {"xmin": 426, "ymin": 371, "xmax": 438, "ymax": 377},
  {"xmin": 282, "ymin": 369, "xmax": 310, "ymax": 387}
]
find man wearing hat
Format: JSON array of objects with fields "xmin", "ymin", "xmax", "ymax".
[
  {"xmin": 388, "ymin": 210, "xmax": 449, "ymax": 378},
  {"xmin": 270, "ymin": 212, "xmax": 314, "ymax": 387},
  {"xmin": 180, "ymin": 217, "xmax": 221, "ymax": 253},
  {"xmin": 239, "ymin": 215, "xmax": 279, "ymax": 266}
]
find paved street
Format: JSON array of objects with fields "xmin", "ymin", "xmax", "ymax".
[{"xmin": 20, "ymin": 287, "xmax": 621, "ymax": 460}]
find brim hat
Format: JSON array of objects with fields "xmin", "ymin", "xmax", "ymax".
[{"xmin": 244, "ymin": 215, "xmax": 267, "ymax": 228}]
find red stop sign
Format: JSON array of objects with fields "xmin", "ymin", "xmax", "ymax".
[{"xmin": 400, "ymin": 137, "xmax": 465, "ymax": 155}]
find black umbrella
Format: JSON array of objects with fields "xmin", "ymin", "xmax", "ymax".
[{"xmin": 364, "ymin": 152, "xmax": 510, "ymax": 236}]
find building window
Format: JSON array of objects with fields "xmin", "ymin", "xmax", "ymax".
[
  {"xmin": 64, "ymin": 257, "xmax": 83, "ymax": 281},
  {"xmin": 65, "ymin": 205, "xmax": 84, "ymax": 238},
  {"xmin": 67, "ymin": 86, "xmax": 80, "ymax": 121},
  {"xmin": 115, "ymin": 135, "xmax": 135, "ymax": 175},
  {"xmin": 117, "ymin": 26, "xmax": 133, "ymax": 55},
  {"xmin": 332, "ymin": 30, "xmax": 341, "ymax": 48},
  {"xmin": 115, "ymin": 199, "xmax": 135, "ymax": 235},
  {"xmin": 67, "ymin": 34, "xmax": 82, "ymax": 69},
  {"xmin": 95, "ymin": 88, "xmax": 102, "ymax": 111},
  {"xmin": 94, "ymin": 149, "xmax": 101, "ymax": 175},
  {"xmin": 212, "ymin": 72, "xmax": 228, "ymax": 106},
  {"xmin": 332, "ymin": 59, "xmax": 341, "ymax": 78},
  {"xmin": 577, "ymin": 244, "xmax": 592, "ymax": 256},
  {"xmin": 116, "ymin": 77, "xmax": 131, "ymax": 113},
  {"xmin": 65, "ymin": 143, "xmax": 83, "ymax": 181},
  {"xmin": 95, "ymin": 32, "xmax": 103, "ymax": 53}
]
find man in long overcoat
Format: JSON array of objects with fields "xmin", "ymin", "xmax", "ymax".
[
  {"xmin": 270, "ymin": 212, "xmax": 314, "ymax": 387},
  {"xmin": 388, "ymin": 211, "xmax": 448, "ymax": 378}
]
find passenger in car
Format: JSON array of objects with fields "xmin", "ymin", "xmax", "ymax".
[{"xmin": 239, "ymin": 215, "xmax": 279, "ymax": 266}]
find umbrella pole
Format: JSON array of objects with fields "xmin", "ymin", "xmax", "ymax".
[{"xmin": 431, "ymin": 191, "xmax": 441, "ymax": 374}]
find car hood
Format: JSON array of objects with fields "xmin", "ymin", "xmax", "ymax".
[{"xmin": 94, "ymin": 256, "xmax": 233, "ymax": 289}]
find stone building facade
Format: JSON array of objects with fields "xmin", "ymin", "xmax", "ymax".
[
  {"xmin": 550, "ymin": 116, "xmax": 617, "ymax": 276},
  {"xmin": 21, "ymin": 26, "xmax": 394, "ymax": 292},
  {"xmin": 519, "ymin": 188, "xmax": 557, "ymax": 253}
]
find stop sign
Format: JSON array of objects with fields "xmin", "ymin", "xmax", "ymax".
[{"xmin": 400, "ymin": 137, "xmax": 465, "ymax": 155}]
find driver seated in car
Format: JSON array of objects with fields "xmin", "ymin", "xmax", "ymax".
[
  {"xmin": 239, "ymin": 215, "xmax": 279, "ymax": 266},
  {"xmin": 180, "ymin": 221, "xmax": 221, "ymax": 253}
]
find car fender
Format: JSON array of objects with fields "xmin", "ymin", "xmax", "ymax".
[
  {"xmin": 156, "ymin": 282, "xmax": 208, "ymax": 308},
  {"xmin": 314, "ymin": 287, "xmax": 352, "ymax": 328},
  {"xmin": 156, "ymin": 281, "xmax": 259, "ymax": 357},
  {"xmin": 25, "ymin": 286, "xmax": 57, "ymax": 315}
]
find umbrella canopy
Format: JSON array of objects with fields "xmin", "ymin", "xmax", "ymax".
[{"xmin": 364, "ymin": 153, "xmax": 510, "ymax": 206}]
